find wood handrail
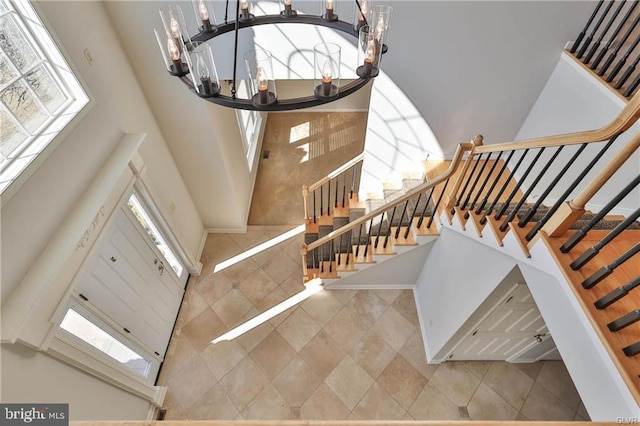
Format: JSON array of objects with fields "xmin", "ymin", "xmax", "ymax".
[
  {"xmin": 304, "ymin": 142, "xmax": 475, "ymax": 254},
  {"xmin": 307, "ymin": 152, "xmax": 365, "ymax": 193},
  {"xmin": 473, "ymin": 90, "xmax": 640, "ymax": 154}
]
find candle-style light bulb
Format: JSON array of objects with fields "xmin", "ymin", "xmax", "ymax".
[
  {"xmin": 325, "ymin": 0, "xmax": 334, "ymax": 20},
  {"xmin": 257, "ymin": 66, "xmax": 269, "ymax": 104},
  {"xmin": 363, "ymin": 39, "xmax": 374, "ymax": 75},
  {"xmin": 321, "ymin": 59, "xmax": 333, "ymax": 96},
  {"xmin": 241, "ymin": 0, "xmax": 250, "ymax": 19},
  {"xmin": 284, "ymin": 0, "xmax": 292, "ymax": 15},
  {"xmin": 170, "ymin": 13, "xmax": 180, "ymax": 39},
  {"xmin": 197, "ymin": 54, "xmax": 212, "ymax": 94},
  {"xmin": 167, "ymin": 37, "xmax": 182, "ymax": 72},
  {"xmin": 198, "ymin": 0, "xmax": 213, "ymax": 31}
]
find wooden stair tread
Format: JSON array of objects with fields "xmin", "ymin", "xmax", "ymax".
[{"xmin": 543, "ymin": 233, "xmax": 640, "ymax": 403}]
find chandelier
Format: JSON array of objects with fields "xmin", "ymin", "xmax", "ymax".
[{"xmin": 154, "ymin": 0, "xmax": 392, "ymax": 111}]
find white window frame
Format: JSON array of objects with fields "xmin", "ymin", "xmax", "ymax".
[
  {"xmin": 235, "ymin": 80, "xmax": 264, "ymax": 171},
  {"xmin": 0, "ymin": 0, "xmax": 89, "ymax": 202}
]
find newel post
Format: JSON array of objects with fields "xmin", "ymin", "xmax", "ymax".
[
  {"xmin": 444, "ymin": 135, "xmax": 484, "ymax": 222},
  {"xmin": 300, "ymin": 243, "xmax": 309, "ymax": 281},
  {"xmin": 302, "ymin": 184, "xmax": 310, "ymax": 220}
]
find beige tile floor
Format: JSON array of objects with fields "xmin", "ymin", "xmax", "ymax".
[{"xmin": 157, "ymin": 229, "xmax": 590, "ymax": 422}]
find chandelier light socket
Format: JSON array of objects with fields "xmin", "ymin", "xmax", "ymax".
[
  {"xmin": 189, "ymin": 43, "xmax": 221, "ymax": 98},
  {"xmin": 192, "ymin": 0, "xmax": 217, "ymax": 33},
  {"xmin": 154, "ymin": 28, "xmax": 189, "ymax": 76},
  {"xmin": 356, "ymin": 25, "xmax": 380, "ymax": 78},
  {"xmin": 353, "ymin": 0, "xmax": 372, "ymax": 31},
  {"xmin": 314, "ymin": 43, "xmax": 341, "ymax": 99},
  {"xmin": 239, "ymin": 0, "xmax": 256, "ymax": 22},
  {"xmin": 280, "ymin": 0, "xmax": 297, "ymax": 17},
  {"xmin": 372, "ymin": 5, "xmax": 392, "ymax": 54},
  {"xmin": 244, "ymin": 49, "xmax": 277, "ymax": 106},
  {"xmin": 323, "ymin": 0, "xmax": 338, "ymax": 22}
]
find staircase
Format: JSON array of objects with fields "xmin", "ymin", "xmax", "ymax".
[
  {"xmin": 301, "ymin": 155, "xmax": 440, "ymax": 285},
  {"xmin": 299, "ymin": 92, "xmax": 640, "ymax": 414}
]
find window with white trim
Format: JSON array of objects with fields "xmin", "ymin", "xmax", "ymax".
[
  {"xmin": 236, "ymin": 80, "xmax": 262, "ymax": 171},
  {"xmin": 0, "ymin": 0, "xmax": 89, "ymax": 194}
]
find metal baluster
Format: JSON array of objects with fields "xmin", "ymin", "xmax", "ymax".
[
  {"xmin": 475, "ymin": 151, "xmax": 514, "ymax": 215},
  {"xmin": 327, "ymin": 180, "xmax": 331, "ymax": 216},
  {"xmin": 482, "ymin": 149, "xmax": 529, "ymax": 224},
  {"xmin": 599, "ymin": 12, "xmax": 640, "ymax": 76},
  {"xmin": 455, "ymin": 154, "xmax": 483, "ymax": 209},
  {"xmin": 570, "ymin": 0, "xmax": 605, "ymax": 53},
  {"xmin": 355, "ymin": 223, "xmax": 363, "ymax": 257},
  {"xmin": 363, "ymin": 217, "xmax": 374, "ymax": 258},
  {"xmin": 383, "ymin": 209, "xmax": 396, "ymax": 248},
  {"xmin": 335, "ymin": 174, "xmax": 339, "ymax": 208},
  {"xmin": 591, "ymin": 1, "xmax": 639, "ymax": 70},
  {"xmin": 395, "ymin": 201, "xmax": 410, "ymax": 239},
  {"xmin": 615, "ymin": 53, "xmax": 640, "ymax": 89},
  {"xmin": 622, "ymin": 341, "xmax": 640, "ymax": 356},
  {"xmin": 607, "ymin": 30, "xmax": 640, "ymax": 82},
  {"xmin": 337, "ymin": 234, "xmax": 343, "ymax": 266},
  {"xmin": 320, "ymin": 185, "xmax": 324, "ymax": 216},
  {"xmin": 406, "ymin": 192, "xmax": 423, "ymax": 239},
  {"xmin": 427, "ymin": 179, "xmax": 449, "ymax": 228},
  {"xmin": 313, "ymin": 190, "xmax": 317, "ymax": 223},
  {"xmin": 608, "ymin": 309, "xmax": 640, "ymax": 332},
  {"xmin": 500, "ymin": 147, "xmax": 561, "ymax": 232},
  {"xmin": 416, "ymin": 189, "xmax": 434, "ymax": 228},
  {"xmin": 342, "ymin": 171, "xmax": 347, "ymax": 207},
  {"xmin": 582, "ymin": 241, "xmax": 640, "ymax": 289},
  {"xmin": 328, "ymin": 240, "xmax": 334, "ymax": 273},
  {"xmin": 462, "ymin": 153, "xmax": 490, "ymax": 210},
  {"xmin": 577, "ymin": 0, "xmax": 615, "ymax": 59},
  {"xmin": 351, "ymin": 163, "xmax": 357, "ymax": 199},
  {"xmin": 346, "ymin": 230, "xmax": 352, "ymax": 266},
  {"xmin": 571, "ymin": 205, "xmax": 640, "ymax": 269},
  {"xmin": 624, "ymin": 73, "xmax": 640, "ymax": 96},
  {"xmin": 494, "ymin": 149, "xmax": 541, "ymax": 221},
  {"xmin": 562, "ymin": 171, "xmax": 640, "ymax": 253},
  {"xmin": 522, "ymin": 143, "xmax": 588, "ymax": 235},
  {"xmin": 595, "ymin": 276, "xmax": 640, "ymax": 309},
  {"xmin": 584, "ymin": 0, "xmax": 627, "ymax": 64},
  {"xmin": 532, "ymin": 139, "xmax": 615, "ymax": 243},
  {"xmin": 469, "ymin": 152, "xmax": 500, "ymax": 212}
]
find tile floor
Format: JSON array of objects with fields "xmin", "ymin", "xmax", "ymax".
[{"xmin": 157, "ymin": 229, "xmax": 590, "ymax": 422}]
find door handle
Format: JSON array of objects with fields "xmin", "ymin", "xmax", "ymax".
[{"xmin": 534, "ymin": 333, "xmax": 546, "ymax": 343}]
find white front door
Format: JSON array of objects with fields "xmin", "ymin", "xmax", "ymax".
[
  {"xmin": 449, "ymin": 284, "xmax": 552, "ymax": 361},
  {"xmin": 75, "ymin": 207, "xmax": 184, "ymax": 358}
]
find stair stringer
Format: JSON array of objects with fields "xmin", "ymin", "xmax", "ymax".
[
  {"xmin": 434, "ymin": 213, "xmax": 640, "ymax": 420},
  {"xmin": 322, "ymin": 235, "xmax": 438, "ymax": 289}
]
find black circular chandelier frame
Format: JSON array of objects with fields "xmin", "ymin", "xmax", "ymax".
[{"xmin": 168, "ymin": 0, "xmax": 388, "ymax": 111}]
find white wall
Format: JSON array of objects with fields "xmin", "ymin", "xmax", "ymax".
[
  {"xmin": 1, "ymin": 1, "xmax": 202, "ymax": 418},
  {"xmin": 513, "ymin": 53, "xmax": 640, "ymax": 215},
  {"xmin": 1, "ymin": 344, "xmax": 151, "ymax": 420},
  {"xmin": 415, "ymin": 227, "xmax": 515, "ymax": 360}
]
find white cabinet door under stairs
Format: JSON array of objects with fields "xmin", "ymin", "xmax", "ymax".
[
  {"xmin": 449, "ymin": 284, "xmax": 556, "ymax": 361},
  {"xmin": 75, "ymin": 209, "xmax": 184, "ymax": 358}
]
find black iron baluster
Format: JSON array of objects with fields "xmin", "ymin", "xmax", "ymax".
[
  {"xmin": 595, "ymin": 276, "xmax": 640, "ymax": 309},
  {"xmin": 327, "ymin": 180, "xmax": 331, "ymax": 216},
  {"xmin": 495, "ymin": 149, "xmax": 542, "ymax": 221},
  {"xmin": 462, "ymin": 154, "xmax": 490, "ymax": 211},
  {"xmin": 337, "ymin": 234, "xmax": 343, "ymax": 266},
  {"xmin": 500, "ymin": 147, "xmax": 562, "ymax": 232},
  {"xmin": 624, "ymin": 73, "xmax": 640, "ymax": 96},
  {"xmin": 328, "ymin": 240, "xmax": 334, "ymax": 273},
  {"xmin": 584, "ymin": 0, "xmax": 627, "ymax": 65},
  {"xmin": 570, "ymin": 0, "xmax": 605, "ymax": 53},
  {"xmin": 346, "ymin": 230, "xmax": 352, "ymax": 266},
  {"xmin": 383, "ymin": 208, "xmax": 396, "ymax": 248},
  {"xmin": 483, "ymin": 149, "xmax": 529, "ymax": 224},
  {"xmin": 562, "ymin": 171, "xmax": 639, "ymax": 252},
  {"xmin": 600, "ymin": 12, "xmax": 640, "ymax": 76},
  {"xmin": 475, "ymin": 151, "xmax": 514, "ymax": 215},
  {"xmin": 342, "ymin": 171, "xmax": 347, "ymax": 207},
  {"xmin": 405, "ymin": 193, "xmax": 423, "ymax": 239},
  {"xmin": 470, "ymin": 152, "xmax": 500, "ymax": 212},
  {"xmin": 520, "ymin": 144, "xmax": 587, "ymax": 229},
  {"xmin": 364, "ymin": 217, "xmax": 374, "ymax": 258},
  {"xmin": 607, "ymin": 30, "xmax": 640, "ymax": 82},
  {"xmin": 395, "ymin": 201, "xmax": 410, "ymax": 239},
  {"xmin": 577, "ymin": 0, "xmax": 615, "ymax": 59},
  {"xmin": 571, "ymin": 205, "xmax": 640, "ymax": 270},
  {"xmin": 313, "ymin": 190, "xmax": 317, "ymax": 223},
  {"xmin": 320, "ymin": 185, "xmax": 324, "ymax": 216},
  {"xmin": 582, "ymin": 241, "xmax": 640, "ymax": 289},
  {"xmin": 526, "ymin": 140, "xmax": 612, "ymax": 241},
  {"xmin": 455, "ymin": 154, "xmax": 483, "ymax": 210},
  {"xmin": 591, "ymin": 1, "xmax": 639, "ymax": 70},
  {"xmin": 615, "ymin": 53, "xmax": 640, "ymax": 89},
  {"xmin": 334, "ymin": 175, "xmax": 339, "ymax": 208},
  {"xmin": 320, "ymin": 242, "xmax": 324, "ymax": 273},
  {"xmin": 427, "ymin": 178, "xmax": 450, "ymax": 229},
  {"xmin": 355, "ymin": 223, "xmax": 363, "ymax": 257},
  {"xmin": 608, "ymin": 309, "xmax": 640, "ymax": 332},
  {"xmin": 622, "ymin": 341, "xmax": 640, "ymax": 356},
  {"xmin": 416, "ymin": 189, "xmax": 434, "ymax": 229}
]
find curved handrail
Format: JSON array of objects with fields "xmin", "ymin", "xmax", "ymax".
[
  {"xmin": 305, "ymin": 152, "xmax": 365, "ymax": 194},
  {"xmin": 473, "ymin": 90, "xmax": 640, "ymax": 153},
  {"xmin": 303, "ymin": 141, "xmax": 475, "ymax": 254}
]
